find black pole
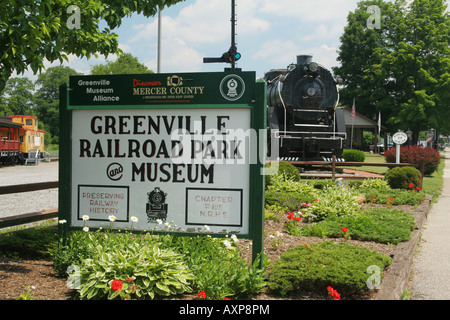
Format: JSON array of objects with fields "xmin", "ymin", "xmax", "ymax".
[{"xmin": 231, "ymin": 0, "xmax": 236, "ymax": 71}]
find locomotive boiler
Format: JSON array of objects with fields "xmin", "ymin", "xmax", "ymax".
[{"xmin": 265, "ymin": 55, "xmax": 346, "ymax": 161}]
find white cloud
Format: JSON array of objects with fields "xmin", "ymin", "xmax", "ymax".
[
  {"xmin": 258, "ymin": 0, "xmax": 357, "ymax": 23},
  {"xmin": 252, "ymin": 40, "xmax": 338, "ymax": 74}
]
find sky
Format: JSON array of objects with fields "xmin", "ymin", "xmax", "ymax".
[{"xmin": 24, "ymin": 0, "xmax": 450, "ymax": 80}]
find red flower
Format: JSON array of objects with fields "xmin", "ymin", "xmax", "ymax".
[
  {"xmin": 111, "ymin": 279, "xmax": 123, "ymax": 292},
  {"xmin": 409, "ymin": 183, "xmax": 414, "ymax": 188},
  {"xmin": 287, "ymin": 212, "xmax": 301, "ymax": 221},
  {"xmin": 197, "ymin": 291, "xmax": 206, "ymax": 299},
  {"xmin": 327, "ymin": 286, "xmax": 341, "ymax": 300},
  {"xmin": 223, "ymin": 297, "xmax": 231, "ymax": 300},
  {"xmin": 341, "ymin": 227, "xmax": 348, "ymax": 233}
]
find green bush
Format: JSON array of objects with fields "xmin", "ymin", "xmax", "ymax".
[
  {"xmin": 164, "ymin": 235, "xmax": 267, "ymax": 299},
  {"xmin": 0, "ymin": 226, "xmax": 59, "ymax": 258},
  {"xmin": 359, "ymin": 178, "xmax": 390, "ymax": 190},
  {"xmin": 52, "ymin": 229, "xmax": 267, "ymax": 300},
  {"xmin": 358, "ymin": 188, "xmax": 425, "ymax": 206},
  {"xmin": 265, "ymin": 161, "xmax": 301, "ymax": 186},
  {"xmin": 300, "ymin": 208, "xmax": 416, "ymax": 244},
  {"xmin": 299, "ymin": 186, "xmax": 361, "ymax": 222},
  {"xmin": 268, "ymin": 241, "xmax": 392, "ymax": 296},
  {"xmin": 385, "ymin": 166, "xmax": 422, "ymax": 189},
  {"xmin": 78, "ymin": 239, "xmax": 195, "ymax": 300},
  {"xmin": 342, "ymin": 149, "xmax": 366, "ymax": 162}
]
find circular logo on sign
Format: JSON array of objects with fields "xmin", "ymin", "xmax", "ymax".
[
  {"xmin": 219, "ymin": 74, "xmax": 245, "ymax": 101},
  {"xmin": 107, "ymin": 163, "xmax": 124, "ymax": 181}
]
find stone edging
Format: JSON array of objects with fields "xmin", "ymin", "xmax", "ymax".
[{"xmin": 374, "ymin": 194, "xmax": 432, "ymax": 300}]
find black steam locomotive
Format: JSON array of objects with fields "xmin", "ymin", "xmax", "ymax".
[
  {"xmin": 146, "ymin": 187, "xmax": 168, "ymax": 223},
  {"xmin": 265, "ymin": 55, "xmax": 346, "ymax": 161}
]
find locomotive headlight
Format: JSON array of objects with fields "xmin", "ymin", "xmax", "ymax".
[
  {"xmin": 307, "ymin": 87, "xmax": 316, "ymax": 96},
  {"xmin": 308, "ymin": 62, "xmax": 318, "ymax": 73}
]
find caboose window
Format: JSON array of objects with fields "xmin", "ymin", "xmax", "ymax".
[{"xmin": 26, "ymin": 119, "xmax": 32, "ymax": 126}]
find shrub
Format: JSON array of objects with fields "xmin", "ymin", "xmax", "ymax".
[
  {"xmin": 265, "ymin": 161, "xmax": 301, "ymax": 186},
  {"xmin": 299, "ymin": 186, "xmax": 361, "ymax": 222},
  {"xmin": 384, "ymin": 145, "xmax": 441, "ymax": 175},
  {"xmin": 300, "ymin": 208, "xmax": 416, "ymax": 244},
  {"xmin": 358, "ymin": 188, "xmax": 425, "ymax": 206},
  {"xmin": 359, "ymin": 178, "xmax": 390, "ymax": 190},
  {"xmin": 164, "ymin": 235, "xmax": 267, "ymax": 299},
  {"xmin": 0, "ymin": 226, "xmax": 59, "ymax": 259},
  {"xmin": 78, "ymin": 240, "xmax": 195, "ymax": 300},
  {"xmin": 385, "ymin": 166, "xmax": 422, "ymax": 190},
  {"xmin": 268, "ymin": 241, "xmax": 392, "ymax": 296},
  {"xmin": 265, "ymin": 178, "xmax": 319, "ymax": 213},
  {"xmin": 54, "ymin": 230, "xmax": 267, "ymax": 300},
  {"xmin": 342, "ymin": 149, "xmax": 366, "ymax": 162}
]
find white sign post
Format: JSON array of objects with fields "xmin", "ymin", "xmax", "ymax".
[{"xmin": 392, "ymin": 132, "xmax": 408, "ymax": 163}]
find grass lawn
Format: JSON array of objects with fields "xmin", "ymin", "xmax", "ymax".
[
  {"xmin": 341, "ymin": 153, "xmax": 389, "ymax": 174},
  {"xmin": 340, "ymin": 151, "xmax": 445, "ymax": 202}
]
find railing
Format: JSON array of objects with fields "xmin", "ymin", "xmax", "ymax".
[
  {"xmin": 0, "ymin": 181, "xmax": 59, "ymax": 229},
  {"xmin": 272, "ymin": 155, "xmax": 425, "ymax": 181}
]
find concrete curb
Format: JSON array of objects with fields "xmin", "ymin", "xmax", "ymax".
[{"xmin": 374, "ymin": 194, "xmax": 432, "ymax": 300}]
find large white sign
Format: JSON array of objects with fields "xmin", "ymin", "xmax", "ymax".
[{"xmin": 70, "ymin": 108, "xmax": 252, "ymax": 234}]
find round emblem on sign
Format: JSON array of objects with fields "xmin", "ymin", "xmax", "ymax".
[
  {"xmin": 219, "ymin": 74, "xmax": 245, "ymax": 101},
  {"xmin": 107, "ymin": 162, "xmax": 124, "ymax": 181},
  {"xmin": 392, "ymin": 132, "xmax": 408, "ymax": 145}
]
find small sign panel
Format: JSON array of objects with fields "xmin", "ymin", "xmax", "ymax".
[{"xmin": 392, "ymin": 132, "xmax": 408, "ymax": 145}]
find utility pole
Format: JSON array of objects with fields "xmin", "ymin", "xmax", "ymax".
[{"xmin": 157, "ymin": 6, "xmax": 162, "ymax": 73}]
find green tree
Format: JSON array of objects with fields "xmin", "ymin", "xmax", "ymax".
[
  {"xmin": 0, "ymin": 0, "xmax": 184, "ymax": 94},
  {"xmin": 91, "ymin": 53, "xmax": 153, "ymax": 75},
  {"xmin": 383, "ymin": 0, "xmax": 450, "ymax": 140},
  {"xmin": 333, "ymin": 0, "xmax": 398, "ymax": 126},
  {"xmin": 0, "ymin": 77, "xmax": 35, "ymax": 115},
  {"xmin": 34, "ymin": 65, "xmax": 80, "ymax": 143},
  {"xmin": 334, "ymin": 0, "xmax": 450, "ymax": 141}
]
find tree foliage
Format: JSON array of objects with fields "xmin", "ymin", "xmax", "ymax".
[
  {"xmin": 91, "ymin": 53, "xmax": 153, "ymax": 75},
  {"xmin": 334, "ymin": 0, "xmax": 450, "ymax": 140},
  {"xmin": 0, "ymin": 0, "xmax": 185, "ymax": 93},
  {"xmin": 35, "ymin": 66, "xmax": 81, "ymax": 143}
]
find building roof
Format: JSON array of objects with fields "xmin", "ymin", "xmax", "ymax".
[
  {"xmin": 0, "ymin": 116, "xmax": 23, "ymax": 129},
  {"xmin": 339, "ymin": 106, "xmax": 386, "ymax": 130}
]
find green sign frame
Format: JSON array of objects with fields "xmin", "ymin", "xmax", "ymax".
[{"xmin": 58, "ymin": 71, "xmax": 266, "ymax": 265}]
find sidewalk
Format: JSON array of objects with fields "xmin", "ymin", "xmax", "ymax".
[{"xmin": 409, "ymin": 148, "xmax": 450, "ymax": 299}]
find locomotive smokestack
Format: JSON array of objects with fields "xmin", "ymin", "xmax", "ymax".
[{"xmin": 297, "ymin": 55, "xmax": 312, "ymax": 65}]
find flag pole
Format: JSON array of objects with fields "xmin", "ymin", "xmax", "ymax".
[{"xmin": 351, "ymin": 98, "xmax": 355, "ymax": 149}]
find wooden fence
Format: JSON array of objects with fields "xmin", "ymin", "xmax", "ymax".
[
  {"xmin": 273, "ymin": 156, "xmax": 425, "ymax": 181},
  {"xmin": 0, "ymin": 181, "xmax": 59, "ymax": 229}
]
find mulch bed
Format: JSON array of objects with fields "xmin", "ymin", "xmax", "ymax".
[
  {"xmin": 0, "ymin": 166, "xmax": 417, "ymax": 300},
  {"xmin": 0, "ymin": 203, "xmax": 411, "ymax": 300}
]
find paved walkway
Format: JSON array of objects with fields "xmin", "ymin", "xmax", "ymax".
[{"xmin": 409, "ymin": 148, "xmax": 450, "ymax": 299}]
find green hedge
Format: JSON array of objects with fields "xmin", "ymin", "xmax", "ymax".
[
  {"xmin": 268, "ymin": 241, "xmax": 392, "ymax": 297},
  {"xmin": 342, "ymin": 149, "xmax": 366, "ymax": 162}
]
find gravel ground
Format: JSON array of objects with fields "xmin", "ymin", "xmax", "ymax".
[{"xmin": 0, "ymin": 162, "xmax": 59, "ymax": 219}]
